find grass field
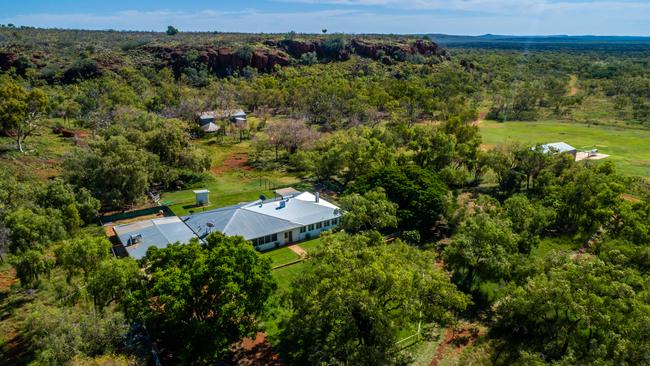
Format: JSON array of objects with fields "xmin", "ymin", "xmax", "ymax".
[
  {"xmin": 480, "ymin": 120, "xmax": 650, "ymax": 177},
  {"xmin": 163, "ymin": 137, "xmax": 301, "ymax": 216}
]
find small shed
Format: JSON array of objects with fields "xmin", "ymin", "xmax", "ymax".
[
  {"xmin": 198, "ymin": 112, "xmax": 216, "ymax": 126},
  {"xmin": 230, "ymin": 109, "xmax": 247, "ymax": 122},
  {"xmin": 200, "ymin": 122, "xmax": 220, "ymax": 133},
  {"xmin": 193, "ymin": 189, "xmax": 210, "ymax": 206}
]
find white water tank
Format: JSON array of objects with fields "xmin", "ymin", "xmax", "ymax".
[{"xmin": 193, "ymin": 189, "xmax": 210, "ymax": 206}]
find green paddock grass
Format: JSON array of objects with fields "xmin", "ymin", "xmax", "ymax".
[
  {"xmin": 162, "ymin": 170, "xmax": 300, "ymax": 216},
  {"xmin": 261, "ymin": 247, "xmax": 300, "ymax": 268},
  {"xmin": 480, "ymin": 120, "xmax": 650, "ymax": 177}
]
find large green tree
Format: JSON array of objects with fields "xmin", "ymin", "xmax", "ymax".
[
  {"xmin": 64, "ymin": 135, "xmax": 158, "ymax": 208},
  {"xmin": 339, "ymin": 188, "xmax": 398, "ymax": 233},
  {"xmin": 492, "ymin": 256, "xmax": 650, "ymax": 365},
  {"xmin": 277, "ymin": 232, "xmax": 470, "ymax": 365},
  {"xmin": 350, "ymin": 164, "xmax": 449, "ymax": 237},
  {"xmin": 444, "ymin": 213, "xmax": 520, "ymax": 293},
  {"xmin": 128, "ymin": 233, "xmax": 276, "ymax": 363}
]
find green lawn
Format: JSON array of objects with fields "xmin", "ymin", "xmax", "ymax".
[
  {"xmin": 261, "ymin": 247, "xmax": 300, "ymax": 268},
  {"xmin": 299, "ymin": 236, "xmax": 326, "ymax": 253},
  {"xmin": 272, "ymin": 261, "xmax": 311, "ymax": 291},
  {"xmin": 480, "ymin": 120, "xmax": 650, "ymax": 177},
  {"xmin": 531, "ymin": 236, "xmax": 583, "ymax": 258}
]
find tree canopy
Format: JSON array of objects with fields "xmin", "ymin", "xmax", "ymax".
[
  {"xmin": 128, "ymin": 233, "xmax": 276, "ymax": 363},
  {"xmin": 277, "ymin": 232, "xmax": 470, "ymax": 365}
]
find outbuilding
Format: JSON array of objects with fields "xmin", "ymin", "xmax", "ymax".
[{"xmin": 540, "ymin": 142, "xmax": 577, "ymax": 158}]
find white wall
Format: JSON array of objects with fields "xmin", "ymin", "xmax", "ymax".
[{"xmin": 253, "ymin": 218, "xmax": 341, "ymax": 252}]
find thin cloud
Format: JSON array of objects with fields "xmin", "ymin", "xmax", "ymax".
[{"xmin": 1, "ymin": 4, "xmax": 649, "ymax": 35}]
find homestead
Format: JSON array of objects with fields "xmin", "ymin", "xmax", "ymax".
[
  {"xmin": 182, "ymin": 191, "xmax": 341, "ymax": 251},
  {"xmin": 112, "ymin": 190, "xmax": 341, "ymax": 256}
]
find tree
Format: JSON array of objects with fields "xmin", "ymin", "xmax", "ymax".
[
  {"xmin": 443, "ymin": 213, "xmax": 520, "ymax": 293},
  {"xmin": 0, "ymin": 79, "xmax": 48, "ymax": 152},
  {"xmin": 339, "ymin": 189, "xmax": 398, "ymax": 233},
  {"xmin": 64, "ymin": 136, "xmax": 157, "ymax": 208},
  {"xmin": 166, "ymin": 25, "xmax": 178, "ymax": 35},
  {"xmin": 41, "ymin": 179, "xmax": 100, "ymax": 226},
  {"xmin": 10, "ymin": 249, "xmax": 53, "ymax": 287},
  {"xmin": 3, "ymin": 207, "xmax": 65, "ymax": 254},
  {"xmin": 277, "ymin": 232, "xmax": 470, "ymax": 365},
  {"xmin": 545, "ymin": 162, "xmax": 624, "ymax": 233},
  {"xmin": 87, "ymin": 257, "xmax": 141, "ymax": 310},
  {"xmin": 492, "ymin": 256, "xmax": 650, "ymax": 365},
  {"xmin": 501, "ymin": 194, "xmax": 554, "ymax": 254},
  {"xmin": 23, "ymin": 303, "xmax": 129, "ymax": 366},
  {"xmin": 129, "ymin": 233, "xmax": 275, "ymax": 363},
  {"xmin": 350, "ymin": 164, "xmax": 449, "ymax": 237},
  {"xmin": 57, "ymin": 235, "xmax": 111, "ymax": 282},
  {"xmin": 303, "ymin": 127, "xmax": 396, "ymax": 188},
  {"xmin": 265, "ymin": 119, "xmax": 318, "ymax": 159}
]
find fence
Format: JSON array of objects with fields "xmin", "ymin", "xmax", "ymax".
[{"xmin": 98, "ymin": 206, "xmax": 174, "ymax": 225}]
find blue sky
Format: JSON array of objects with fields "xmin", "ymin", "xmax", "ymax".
[{"xmin": 1, "ymin": 0, "xmax": 649, "ymax": 35}]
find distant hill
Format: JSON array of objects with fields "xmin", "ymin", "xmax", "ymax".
[{"xmin": 426, "ymin": 34, "xmax": 650, "ymax": 52}]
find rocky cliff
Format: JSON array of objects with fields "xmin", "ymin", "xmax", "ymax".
[{"xmin": 139, "ymin": 37, "xmax": 445, "ymax": 74}]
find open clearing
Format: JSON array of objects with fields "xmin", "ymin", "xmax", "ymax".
[{"xmin": 480, "ymin": 120, "xmax": 650, "ymax": 177}]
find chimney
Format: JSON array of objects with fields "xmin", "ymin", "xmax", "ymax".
[{"xmin": 315, "ymin": 192, "xmax": 320, "ymax": 203}]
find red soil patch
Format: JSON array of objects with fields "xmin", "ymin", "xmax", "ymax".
[
  {"xmin": 621, "ymin": 193, "xmax": 641, "ymax": 203},
  {"xmin": 0, "ymin": 267, "xmax": 16, "ymax": 291},
  {"xmin": 232, "ymin": 332, "xmax": 282, "ymax": 366},
  {"xmin": 212, "ymin": 152, "xmax": 253, "ymax": 175},
  {"xmin": 430, "ymin": 325, "xmax": 483, "ymax": 366}
]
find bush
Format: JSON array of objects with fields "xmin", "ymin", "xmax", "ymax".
[
  {"xmin": 63, "ymin": 59, "xmax": 100, "ymax": 83},
  {"xmin": 321, "ymin": 37, "xmax": 347, "ymax": 57},
  {"xmin": 23, "ymin": 304, "xmax": 129, "ymax": 366}
]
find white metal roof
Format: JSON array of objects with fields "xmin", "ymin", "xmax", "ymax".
[
  {"xmin": 182, "ymin": 192, "xmax": 340, "ymax": 240},
  {"xmin": 541, "ymin": 142, "xmax": 576, "ymax": 153},
  {"xmin": 200, "ymin": 122, "xmax": 220, "ymax": 132},
  {"xmin": 113, "ymin": 217, "xmax": 199, "ymax": 259}
]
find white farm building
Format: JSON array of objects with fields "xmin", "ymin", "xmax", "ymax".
[
  {"xmin": 182, "ymin": 191, "xmax": 341, "ymax": 251},
  {"xmin": 112, "ymin": 190, "xmax": 341, "ymax": 256}
]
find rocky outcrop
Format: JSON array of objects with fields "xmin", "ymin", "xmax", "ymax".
[
  {"xmin": 0, "ymin": 50, "xmax": 18, "ymax": 70},
  {"xmin": 142, "ymin": 45, "xmax": 291, "ymax": 74},
  {"xmin": 138, "ymin": 37, "xmax": 444, "ymax": 75}
]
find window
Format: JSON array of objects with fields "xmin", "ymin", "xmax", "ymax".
[
  {"xmin": 332, "ymin": 218, "xmax": 338, "ymax": 225},
  {"xmin": 300, "ymin": 226, "xmax": 306, "ymax": 233},
  {"xmin": 324, "ymin": 220, "xmax": 330, "ymax": 226},
  {"xmin": 316, "ymin": 222, "xmax": 322, "ymax": 229},
  {"xmin": 264, "ymin": 235, "xmax": 271, "ymax": 243},
  {"xmin": 272, "ymin": 233, "xmax": 277, "ymax": 241},
  {"xmin": 284, "ymin": 232, "xmax": 289, "ymax": 239},
  {"xmin": 308, "ymin": 224, "xmax": 314, "ymax": 231}
]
